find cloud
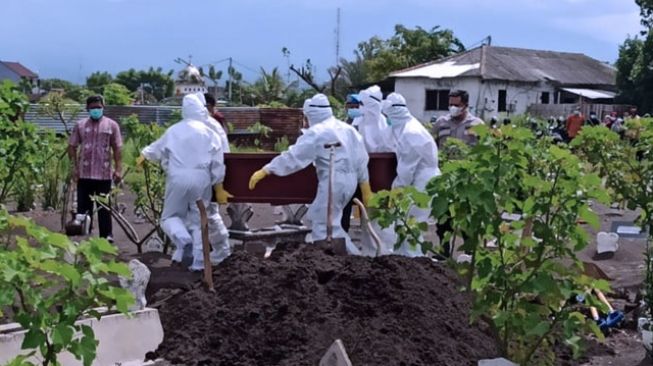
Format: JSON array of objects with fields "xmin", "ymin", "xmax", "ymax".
[{"xmin": 551, "ymin": 12, "xmax": 643, "ymax": 44}]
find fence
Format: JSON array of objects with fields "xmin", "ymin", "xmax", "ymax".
[
  {"xmin": 527, "ymin": 104, "xmax": 633, "ymax": 119},
  {"xmin": 24, "ymin": 105, "xmax": 303, "ymax": 142}
]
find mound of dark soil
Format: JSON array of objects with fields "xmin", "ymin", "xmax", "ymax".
[{"xmin": 149, "ymin": 244, "xmax": 499, "ymax": 365}]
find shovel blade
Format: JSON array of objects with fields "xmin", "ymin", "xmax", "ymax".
[{"xmin": 314, "ymin": 238, "xmax": 348, "ymax": 256}]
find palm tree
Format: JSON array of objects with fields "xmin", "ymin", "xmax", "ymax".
[{"xmin": 251, "ymin": 67, "xmax": 298, "ymax": 105}]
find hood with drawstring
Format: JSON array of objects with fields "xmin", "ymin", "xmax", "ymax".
[
  {"xmin": 381, "ymin": 93, "xmax": 413, "ymax": 126},
  {"xmin": 182, "ymin": 93, "xmax": 209, "ymax": 122},
  {"xmin": 303, "ymin": 94, "xmax": 333, "ymax": 127}
]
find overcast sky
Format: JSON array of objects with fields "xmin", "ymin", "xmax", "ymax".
[{"xmin": 0, "ymin": 0, "xmax": 644, "ymax": 84}]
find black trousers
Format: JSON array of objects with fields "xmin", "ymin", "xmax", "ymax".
[
  {"xmin": 436, "ymin": 218, "xmax": 456, "ymax": 258},
  {"xmin": 341, "ymin": 187, "xmax": 362, "ymax": 233},
  {"xmin": 77, "ymin": 179, "xmax": 112, "ymax": 238}
]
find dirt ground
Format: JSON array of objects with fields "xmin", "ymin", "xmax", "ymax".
[
  {"xmin": 11, "ymin": 192, "xmax": 652, "ymax": 365},
  {"xmin": 149, "ymin": 244, "xmax": 499, "ymax": 365}
]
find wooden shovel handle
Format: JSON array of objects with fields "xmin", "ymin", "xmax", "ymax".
[
  {"xmin": 196, "ymin": 200, "xmax": 215, "ymax": 292},
  {"xmin": 353, "ymin": 198, "xmax": 383, "ymax": 257},
  {"xmin": 590, "ymin": 306, "xmax": 600, "ymax": 321},
  {"xmin": 594, "ymin": 289, "xmax": 613, "ymax": 313}
]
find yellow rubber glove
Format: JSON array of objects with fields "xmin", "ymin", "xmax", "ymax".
[
  {"xmin": 359, "ymin": 181, "xmax": 373, "ymax": 206},
  {"xmin": 249, "ymin": 168, "xmax": 269, "ymax": 190},
  {"xmin": 135, "ymin": 155, "xmax": 146, "ymax": 168},
  {"xmin": 214, "ymin": 183, "xmax": 234, "ymax": 204}
]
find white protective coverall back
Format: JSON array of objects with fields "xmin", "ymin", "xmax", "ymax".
[
  {"xmin": 141, "ymin": 94, "xmax": 225, "ymax": 267},
  {"xmin": 264, "ymin": 94, "xmax": 369, "ymax": 255},
  {"xmin": 195, "ymin": 93, "xmax": 230, "ymax": 153},
  {"xmin": 382, "ymin": 92, "xmax": 441, "ymax": 257}
]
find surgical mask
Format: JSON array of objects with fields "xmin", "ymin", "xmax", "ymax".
[
  {"xmin": 449, "ymin": 106, "xmax": 463, "ymax": 117},
  {"xmin": 386, "ymin": 118, "xmax": 393, "ymax": 126},
  {"xmin": 89, "ymin": 108, "xmax": 103, "ymax": 120},
  {"xmin": 347, "ymin": 109, "xmax": 363, "ymax": 119}
]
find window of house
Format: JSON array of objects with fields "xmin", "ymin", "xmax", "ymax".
[
  {"xmin": 425, "ymin": 89, "xmax": 450, "ymax": 111},
  {"xmin": 498, "ymin": 90, "xmax": 507, "ymax": 112},
  {"xmin": 541, "ymin": 92, "xmax": 550, "ymax": 104}
]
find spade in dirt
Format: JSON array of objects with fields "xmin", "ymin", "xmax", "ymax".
[{"xmin": 313, "ymin": 142, "xmax": 348, "ymax": 255}]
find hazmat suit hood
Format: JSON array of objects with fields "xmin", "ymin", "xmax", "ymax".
[
  {"xmin": 361, "ymin": 85, "xmax": 383, "ymax": 117},
  {"xmin": 381, "ymin": 93, "xmax": 412, "ymax": 126},
  {"xmin": 182, "ymin": 94, "xmax": 209, "ymax": 122},
  {"xmin": 194, "ymin": 92, "xmax": 207, "ymax": 106},
  {"xmin": 303, "ymin": 94, "xmax": 333, "ymax": 127}
]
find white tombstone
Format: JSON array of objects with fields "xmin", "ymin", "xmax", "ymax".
[
  {"xmin": 143, "ymin": 235, "xmax": 164, "ymax": 253},
  {"xmin": 478, "ymin": 358, "xmax": 519, "ymax": 366},
  {"xmin": 457, "ymin": 254, "xmax": 473, "ymax": 264},
  {"xmin": 596, "ymin": 232, "xmax": 619, "ymax": 255},
  {"xmin": 319, "ymin": 339, "xmax": 352, "ymax": 366},
  {"xmin": 119, "ymin": 259, "xmax": 151, "ymax": 311}
]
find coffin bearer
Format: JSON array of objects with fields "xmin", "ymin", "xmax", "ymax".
[
  {"xmin": 138, "ymin": 94, "xmax": 232, "ymax": 269},
  {"xmin": 248, "ymin": 94, "xmax": 372, "ymax": 255}
]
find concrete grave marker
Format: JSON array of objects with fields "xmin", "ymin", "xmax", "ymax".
[
  {"xmin": 319, "ymin": 339, "xmax": 353, "ymax": 366},
  {"xmin": 119, "ymin": 259, "xmax": 151, "ymax": 311},
  {"xmin": 479, "ymin": 358, "xmax": 519, "ymax": 366}
]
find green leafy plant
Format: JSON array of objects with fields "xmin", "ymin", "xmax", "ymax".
[
  {"xmin": 0, "ymin": 80, "xmax": 29, "ymax": 122},
  {"xmin": 573, "ymin": 120, "xmax": 653, "ymax": 319},
  {"xmin": 37, "ymin": 91, "xmax": 81, "ymax": 135},
  {"xmin": 0, "ymin": 210, "xmax": 134, "ymax": 366},
  {"xmin": 425, "ymin": 125, "xmax": 609, "ymax": 364},
  {"xmin": 247, "ymin": 121, "xmax": 273, "ymax": 149},
  {"xmin": 273, "ymin": 136, "xmax": 290, "ymax": 152},
  {"xmin": 0, "ymin": 87, "xmax": 43, "ymax": 206},
  {"xmin": 121, "ymin": 115, "xmax": 168, "ymax": 252},
  {"xmin": 369, "ymin": 187, "xmax": 433, "ymax": 253}
]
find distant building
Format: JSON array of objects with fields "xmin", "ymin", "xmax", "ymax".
[
  {"xmin": 0, "ymin": 60, "xmax": 39, "ymax": 92},
  {"xmin": 174, "ymin": 64, "xmax": 207, "ymax": 96},
  {"xmin": 388, "ymin": 45, "xmax": 617, "ymax": 121}
]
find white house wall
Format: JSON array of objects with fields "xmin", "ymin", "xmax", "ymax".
[{"xmin": 394, "ymin": 77, "xmax": 556, "ymax": 122}]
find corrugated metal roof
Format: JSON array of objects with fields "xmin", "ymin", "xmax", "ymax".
[
  {"xmin": 561, "ymin": 88, "xmax": 616, "ymax": 99},
  {"xmin": 1, "ymin": 61, "xmax": 38, "ymax": 78},
  {"xmin": 391, "ymin": 46, "xmax": 616, "ymax": 87}
]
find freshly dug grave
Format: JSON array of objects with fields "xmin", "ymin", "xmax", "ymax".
[{"xmin": 150, "ymin": 244, "xmax": 499, "ymax": 366}]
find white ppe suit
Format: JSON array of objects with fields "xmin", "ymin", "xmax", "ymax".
[
  {"xmin": 264, "ymin": 94, "xmax": 369, "ymax": 255},
  {"xmin": 357, "ymin": 85, "xmax": 396, "ymax": 153},
  {"xmin": 353, "ymin": 86, "xmax": 398, "ymax": 256},
  {"xmin": 195, "ymin": 93, "xmax": 230, "ymax": 153},
  {"xmin": 141, "ymin": 94, "xmax": 228, "ymax": 269},
  {"xmin": 382, "ymin": 92, "xmax": 441, "ymax": 257}
]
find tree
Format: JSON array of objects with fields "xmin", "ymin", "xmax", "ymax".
[
  {"xmin": 103, "ymin": 83, "xmax": 132, "ymax": 105},
  {"xmin": 636, "ymin": 0, "xmax": 653, "ymax": 31},
  {"xmin": 66, "ymin": 86, "xmax": 94, "ymax": 104},
  {"xmin": 86, "ymin": 71, "xmax": 113, "ymax": 94},
  {"xmin": 251, "ymin": 67, "xmax": 297, "ymax": 105},
  {"xmin": 39, "ymin": 79, "xmax": 92, "ymax": 104},
  {"xmin": 225, "ymin": 66, "xmax": 245, "ymax": 104},
  {"xmin": 115, "ymin": 67, "xmax": 174, "ymax": 101},
  {"xmin": 357, "ymin": 24, "xmax": 465, "ymax": 82},
  {"xmin": 288, "ymin": 58, "xmax": 342, "ymax": 98},
  {"xmin": 616, "ymin": 2, "xmax": 653, "ymax": 113},
  {"xmin": 207, "ymin": 65, "xmax": 223, "ymax": 91},
  {"xmin": 40, "ymin": 78, "xmax": 75, "ymax": 92}
]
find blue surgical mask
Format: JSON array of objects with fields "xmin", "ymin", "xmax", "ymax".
[
  {"xmin": 89, "ymin": 108, "xmax": 103, "ymax": 120},
  {"xmin": 347, "ymin": 109, "xmax": 362, "ymax": 119}
]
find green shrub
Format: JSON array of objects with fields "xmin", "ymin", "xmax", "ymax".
[{"xmin": 0, "ymin": 210, "xmax": 134, "ymax": 366}]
